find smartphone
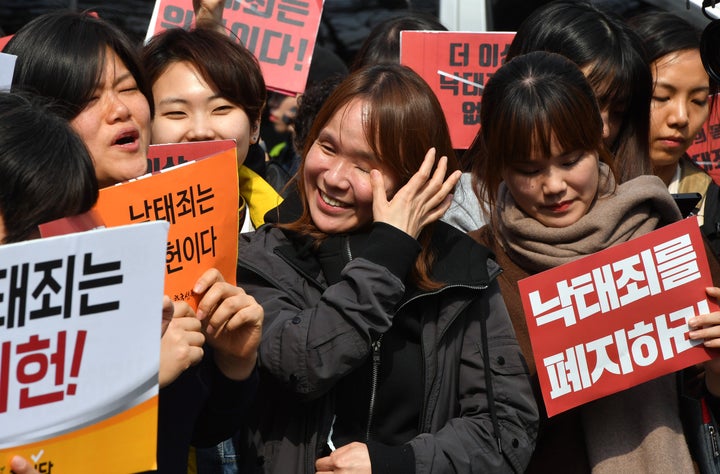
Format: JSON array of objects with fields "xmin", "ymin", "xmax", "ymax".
[{"xmin": 671, "ymin": 192, "xmax": 702, "ymax": 218}]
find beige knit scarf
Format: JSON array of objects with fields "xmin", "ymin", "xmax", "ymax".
[
  {"xmin": 497, "ymin": 163, "xmax": 695, "ymax": 473},
  {"xmin": 495, "ymin": 163, "xmax": 682, "ymax": 273}
]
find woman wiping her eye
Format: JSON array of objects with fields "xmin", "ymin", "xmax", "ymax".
[{"xmin": 233, "ymin": 63, "xmax": 539, "ymax": 474}]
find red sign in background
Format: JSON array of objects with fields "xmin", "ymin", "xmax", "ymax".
[
  {"xmin": 687, "ymin": 101, "xmax": 720, "ymax": 185},
  {"xmin": 146, "ymin": 0, "xmax": 324, "ymax": 95},
  {"xmin": 400, "ymin": 31, "xmax": 515, "ymax": 150}
]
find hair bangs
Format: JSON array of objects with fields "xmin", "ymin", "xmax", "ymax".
[{"xmin": 584, "ymin": 57, "xmax": 626, "ymax": 110}]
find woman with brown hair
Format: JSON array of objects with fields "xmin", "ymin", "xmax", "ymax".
[{"xmin": 233, "ymin": 63, "xmax": 538, "ymax": 474}]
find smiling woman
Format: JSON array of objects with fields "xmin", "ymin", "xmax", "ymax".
[
  {"xmin": 4, "ymin": 11, "xmax": 152, "ymax": 187},
  {"xmin": 233, "ymin": 63, "xmax": 539, "ymax": 474},
  {"xmin": 141, "ymin": 26, "xmax": 279, "ymax": 234}
]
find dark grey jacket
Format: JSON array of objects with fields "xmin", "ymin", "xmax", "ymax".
[{"xmin": 235, "ymin": 222, "xmax": 538, "ymax": 473}]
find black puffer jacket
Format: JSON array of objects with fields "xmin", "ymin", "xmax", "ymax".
[{"xmin": 234, "ymin": 221, "xmax": 538, "ymax": 473}]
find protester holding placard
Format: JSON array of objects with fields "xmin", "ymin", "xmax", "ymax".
[
  {"xmin": 4, "ymin": 10, "xmax": 265, "ymax": 472},
  {"xmin": 629, "ymin": 11, "xmax": 720, "ymax": 255},
  {"xmin": 507, "ymin": 1, "xmax": 654, "ymax": 183},
  {"xmin": 142, "ymin": 26, "xmax": 281, "ymax": 235},
  {"xmin": 142, "ymin": 23, "xmax": 281, "ymax": 472},
  {"xmin": 467, "ymin": 49, "xmax": 720, "ymax": 473},
  {"xmin": 234, "ymin": 63, "xmax": 538, "ymax": 474},
  {"xmin": 0, "ymin": 91, "xmax": 96, "ymax": 473}
]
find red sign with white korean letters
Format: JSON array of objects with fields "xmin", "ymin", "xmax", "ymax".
[
  {"xmin": 146, "ymin": 0, "xmax": 324, "ymax": 95},
  {"xmin": 400, "ymin": 31, "xmax": 515, "ymax": 149},
  {"xmin": 519, "ymin": 217, "xmax": 717, "ymax": 416}
]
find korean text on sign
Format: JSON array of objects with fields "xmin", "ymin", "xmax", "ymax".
[
  {"xmin": 518, "ymin": 217, "xmax": 716, "ymax": 416},
  {"xmin": 146, "ymin": 0, "xmax": 325, "ymax": 95},
  {"xmin": 400, "ymin": 31, "xmax": 515, "ymax": 149}
]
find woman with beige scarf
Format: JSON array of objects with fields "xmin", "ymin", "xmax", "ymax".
[{"xmin": 468, "ymin": 50, "xmax": 720, "ymax": 473}]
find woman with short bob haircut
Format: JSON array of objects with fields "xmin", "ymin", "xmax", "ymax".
[
  {"xmin": 4, "ymin": 11, "xmax": 152, "ymax": 188},
  {"xmin": 142, "ymin": 26, "xmax": 279, "ymax": 235},
  {"xmin": 0, "ymin": 91, "xmax": 98, "ymax": 244},
  {"xmin": 142, "ymin": 26, "xmax": 266, "ymax": 138}
]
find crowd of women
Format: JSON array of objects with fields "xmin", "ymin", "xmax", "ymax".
[{"xmin": 3, "ymin": 0, "xmax": 720, "ymax": 473}]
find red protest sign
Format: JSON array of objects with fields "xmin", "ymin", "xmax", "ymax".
[
  {"xmin": 518, "ymin": 217, "xmax": 717, "ymax": 417},
  {"xmin": 147, "ymin": 139, "xmax": 236, "ymax": 173},
  {"xmin": 146, "ymin": 0, "xmax": 324, "ymax": 95},
  {"xmin": 400, "ymin": 31, "xmax": 515, "ymax": 150},
  {"xmin": 687, "ymin": 99, "xmax": 720, "ymax": 185}
]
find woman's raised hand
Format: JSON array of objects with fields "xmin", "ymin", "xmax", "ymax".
[{"xmin": 370, "ymin": 148, "xmax": 461, "ymax": 239}]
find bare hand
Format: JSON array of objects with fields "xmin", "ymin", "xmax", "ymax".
[
  {"xmin": 315, "ymin": 442, "xmax": 371, "ymax": 474},
  {"xmin": 370, "ymin": 148, "xmax": 461, "ymax": 239},
  {"xmin": 10, "ymin": 456, "xmax": 41, "ymax": 474},
  {"xmin": 688, "ymin": 287, "xmax": 720, "ymax": 395},
  {"xmin": 159, "ymin": 301, "xmax": 205, "ymax": 388},
  {"xmin": 161, "ymin": 295, "xmax": 173, "ymax": 336},
  {"xmin": 194, "ymin": 268, "xmax": 263, "ymax": 380}
]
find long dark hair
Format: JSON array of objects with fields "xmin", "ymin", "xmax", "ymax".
[{"xmin": 506, "ymin": 0, "xmax": 652, "ymax": 182}]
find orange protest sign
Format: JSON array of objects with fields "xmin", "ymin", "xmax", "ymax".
[
  {"xmin": 518, "ymin": 218, "xmax": 716, "ymax": 417},
  {"xmin": 687, "ymin": 98, "xmax": 720, "ymax": 185},
  {"xmin": 95, "ymin": 148, "xmax": 239, "ymax": 308},
  {"xmin": 146, "ymin": 0, "xmax": 324, "ymax": 95},
  {"xmin": 400, "ymin": 31, "xmax": 515, "ymax": 150},
  {"xmin": 147, "ymin": 138, "xmax": 236, "ymax": 173}
]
